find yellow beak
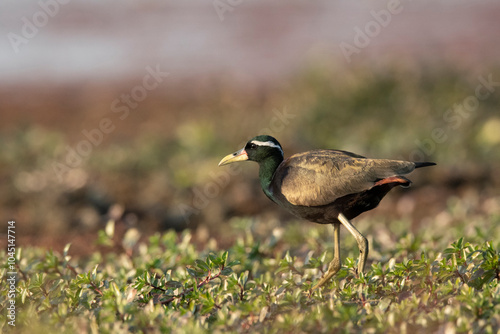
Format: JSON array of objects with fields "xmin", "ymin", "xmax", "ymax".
[{"xmin": 218, "ymin": 148, "xmax": 248, "ymax": 166}]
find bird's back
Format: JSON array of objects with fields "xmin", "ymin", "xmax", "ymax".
[{"xmin": 269, "ymin": 149, "xmax": 427, "ymax": 223}]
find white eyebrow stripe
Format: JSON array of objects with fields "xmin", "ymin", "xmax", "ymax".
[{"xmin": 250, "ymin": 140, "xmax": 284, "ymax": 156}]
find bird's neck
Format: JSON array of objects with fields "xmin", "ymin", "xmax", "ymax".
[{"xmin": 258, "ymin": 155, "xmax": 283, "ymax": 200}]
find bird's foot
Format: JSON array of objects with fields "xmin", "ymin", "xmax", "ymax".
[
  {"xmin": 312, "ymin": 261, "xmax": 341, "ymax": 290},
  {"xmin": 312, "ymin": 275, "xmax": 332, "ymax": 290}
]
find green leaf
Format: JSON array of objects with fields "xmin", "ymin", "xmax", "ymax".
[
  {"xmin": 165, "ymin": 281, "xmax": 183, "ymax": 289},
  {"xmin": 195, "ymin": 259, "xmax": 210, "ymax": 272},
  {"xmin": 63, "ymin": 243, "xmax": 72, "ymax": 257},
  {"xmin": 186, "ymin": 267, "xmax": 198, "ymax": 278},
  {"xmin": 105, "ymin": 220, "xmax": 115, "ymax": 238},
  {"xmin": 221, "ymin": 267, "xmax": 233, "ymax": 276},
  {"xmin": 226, "ymin": 260, "xmax": 240, "ymax": 267}
]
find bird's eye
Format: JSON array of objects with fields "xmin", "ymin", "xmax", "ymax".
[{"xmin": 249, "ymin": 143, "xmax": 257, "ymax": 150}]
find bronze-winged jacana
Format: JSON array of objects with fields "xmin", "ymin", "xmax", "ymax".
[{"xmin": 219, "ymin": 135, "xmax": 435, "ymax": 289}]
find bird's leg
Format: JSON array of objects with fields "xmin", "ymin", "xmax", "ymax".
[
  {"xmin": 312, "ymin": 223, "xmax": 341, "ymax": 290},
  {"xmin": 337, "ymin": 212, "xmax": 368, "ymax": 276}
]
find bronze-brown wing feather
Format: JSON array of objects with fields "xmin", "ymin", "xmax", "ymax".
[{"xmin": 275, "ymin": 150, "xmax": 416, "ymax": 207}]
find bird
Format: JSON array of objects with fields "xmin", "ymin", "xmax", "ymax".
[{"xmin": 218, "ymin": 135, "xmax": 436, "ymax": 289}]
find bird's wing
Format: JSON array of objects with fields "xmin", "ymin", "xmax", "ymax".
[{"xmin": 276, "ymin": 150, "xmax": 416, "ymax": 207}]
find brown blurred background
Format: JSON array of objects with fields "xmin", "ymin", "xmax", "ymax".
[{"xmin": 1, "ymin": 1, "xmax": 499, "ymax": 255}]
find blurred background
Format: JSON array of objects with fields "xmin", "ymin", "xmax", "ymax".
[{"xmin": 1, "ymin": 0, "xmax": 499, "ymax": 255}]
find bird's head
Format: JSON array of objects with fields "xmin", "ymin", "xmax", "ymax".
[{"xmin": 218, "ymin": 135, "xmax": 284, "ymax": 166}]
